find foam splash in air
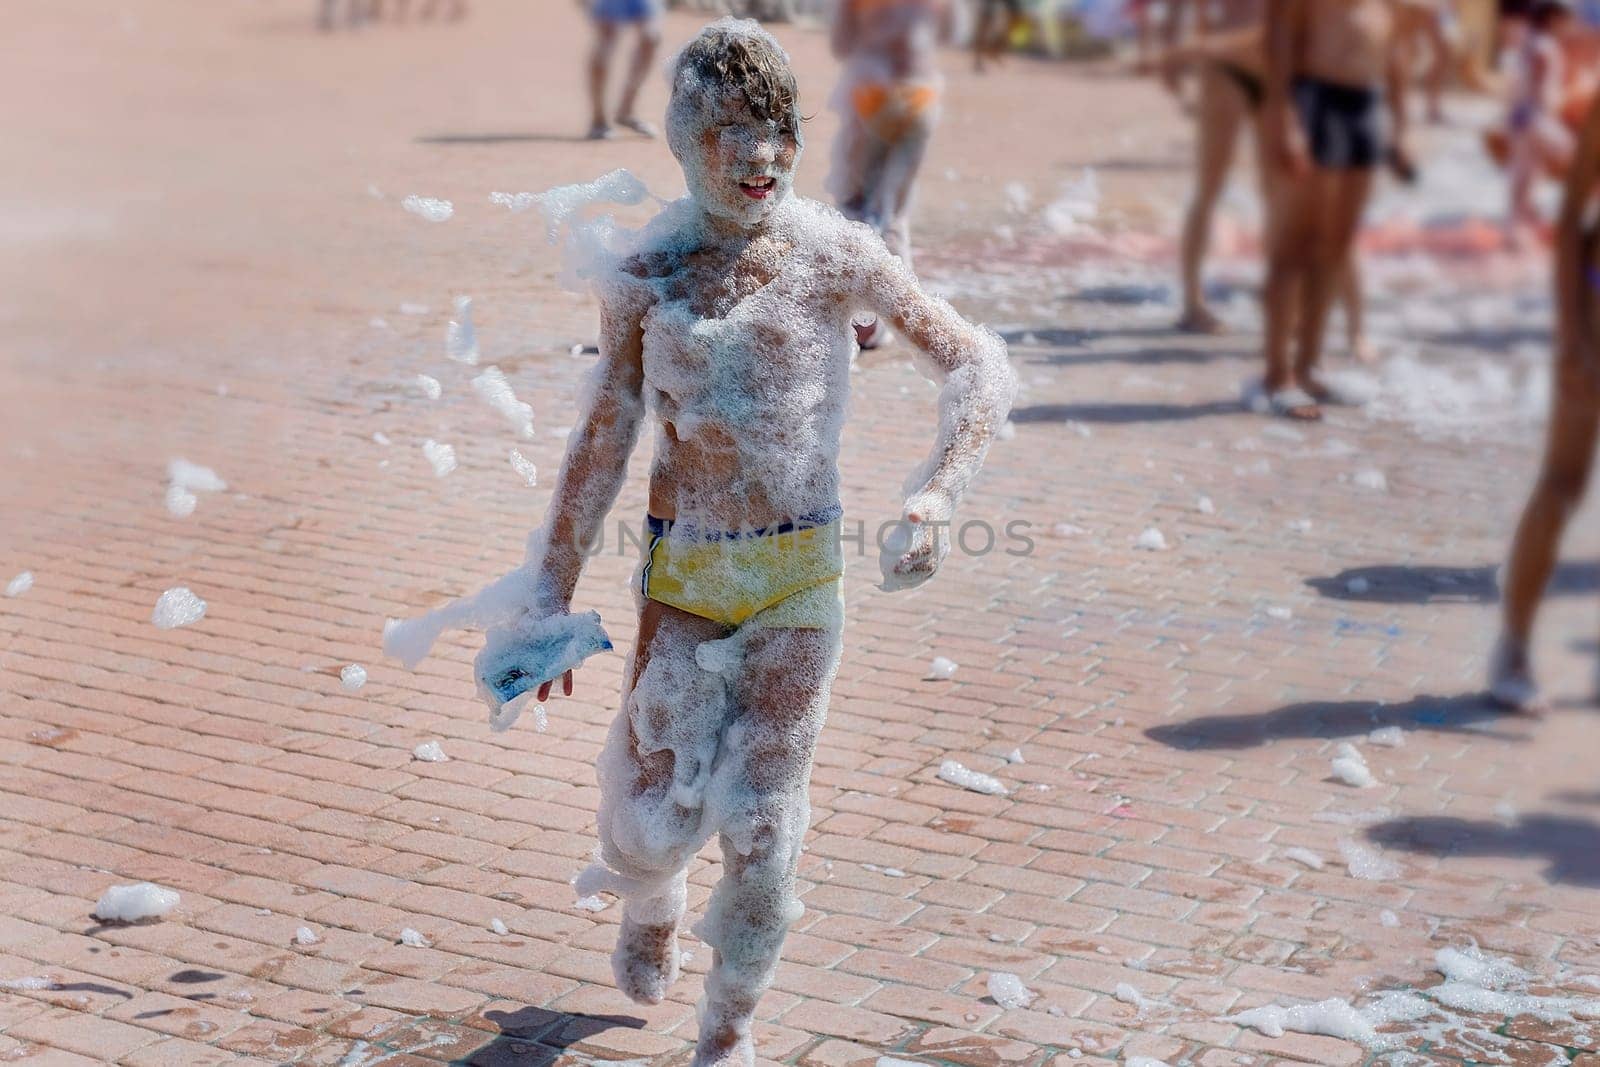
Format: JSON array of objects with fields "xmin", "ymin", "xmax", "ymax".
[
  {"xmin": 93, "ymin": 883, "xmax": 179, "ymax": 922},
  {"xmin": 472, "ymin": 367, "xmax": 534, "ymax": 438},
  {"xmin": 402, "ymin": 195, "xmax": 453, "ymax": 222},
  {"xmin": 152, "ymin": 587, "xmax": 205, "ymax": 630}
]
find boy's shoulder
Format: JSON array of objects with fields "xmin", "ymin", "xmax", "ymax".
[{"xmin": 776, "ymin": 196, "xmax": 894, "ymax": 270}]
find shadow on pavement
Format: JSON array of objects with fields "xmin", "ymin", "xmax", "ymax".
[
  {"xmin": 1145, "ymin": 692, "xmax": 1522, "ymax": 751},
  {"xmin": 1368, "ymin": 814, "xmax": 1600, "ymax": 887},
  {"xmin": 1305, "ymin": 560, "xmax": 1600, "ymax": 604},
  {"xmin": 461, "ymin": 1007, "xmax": 647, "ymax": 1066},
  {"xmin": 1012, "ymin": 400, "xmax": 1241, "ymax": 425}
]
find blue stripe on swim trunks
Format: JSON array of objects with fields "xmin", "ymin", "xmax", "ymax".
[{"xmin": 593, "ymin": 0, "xmax": 662, "ymax": 22}]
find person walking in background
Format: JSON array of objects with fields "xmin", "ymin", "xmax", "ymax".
[
  {"xmin": 1491, "ymin": 95, "xmax": 1600, "ymax": 711},
  {"xmin": 587, "ymin": 0, "xmax": 665, "ymax": 139}
]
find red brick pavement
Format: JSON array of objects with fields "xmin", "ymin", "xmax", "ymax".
[{"xmin": 2, "ymin": 2, "xmax": 1599, "ymax": 1065}]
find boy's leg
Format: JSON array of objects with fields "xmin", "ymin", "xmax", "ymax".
[
  {"xmin": 616, "ymin": 20, "xmax": 662, "ymax": 132},
  {"xmin": 589, "ymin": 19, "xmax": 621, "ymax": 137},
  {"xmin": 1297, "ymin": 168, "xmax": 1374, "ymax": 393},
  {"xmin": 1340, "ymin": 252, "xmax": 1378, "ymax": 363},
  {"xmin": 1179, "ymin": 64, "xmax": 1248, "ymax": 333},
  {"xmin": 1495, "ymin": 384, "xmax": 1600, "ymax": 707},
  {"xmin": 693, "ymin": 622, "xmax": 842, "ymax": 1067},
  {"xmin": 588, "ymin": 600, "xmax": 733, "ymax": 1003}
]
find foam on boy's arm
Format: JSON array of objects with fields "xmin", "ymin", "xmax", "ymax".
[{"xmin": 858, "ymin": 234, "xmax": 1018, "ymax": 511}]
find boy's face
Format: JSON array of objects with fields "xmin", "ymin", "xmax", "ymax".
[{"xmin": 671, "ymin": 86, "xmax": 800, "ymax": 228}]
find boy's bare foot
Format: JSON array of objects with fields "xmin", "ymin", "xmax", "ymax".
[
  {"xmin": 587, "ymin": 121, "xmax": 614, "ymax": 141},
  {"xmin": 617, "ymin": 116, "xmax": 658, "ymax": 138},
  {"xmin": 611, "ymin": 917, "xmax": 680, "ymax": 1005},
  {"xmin": 1349, "ymin": 337, "xmax": 1381, "ymax": 365},
  {"xmin": 1176, "ymin": 306, "xmax": 1228, "ymax": 335},
  {"xmin": 691, "ymin": 1024, "xmax": 754, "ymax": 1067},
  {"xmin": 1488, "ymin": 635, "xmax": 1545, "ymax": 712}
]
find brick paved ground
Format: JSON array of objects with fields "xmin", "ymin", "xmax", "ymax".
[{"xmin": 4, "ymin": 2, "xmax": 1600, "ymax": 1065}]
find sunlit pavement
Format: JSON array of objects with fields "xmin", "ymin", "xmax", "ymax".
[{"xmin": 3, "ymin": 2, "xmax": 1600, "ymax": 1065}]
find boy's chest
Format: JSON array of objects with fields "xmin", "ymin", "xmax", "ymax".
[{"xmin": 660, "ymin": 239, "xmax": 793, "ymax": 321}]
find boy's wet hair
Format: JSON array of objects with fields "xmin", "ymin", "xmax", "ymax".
[{"xmin": 673, "ymin": 23, "xmax": 801, "ymax": 136}]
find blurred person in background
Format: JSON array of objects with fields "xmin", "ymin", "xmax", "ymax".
[
  {"xmin": 1503, "ymin": 0, "xmax": 1582, "ymax": 240},
  {"xmin": 829, "ymin": 0, "xmax": 950, "ymax": 347},
  {"xmin": 1255, "ymin": 0, "xmax": 1412, "ymax": 420},
  {"xmin": 973, "ymin": 0, "xmax": 1023, "ymax": 70},
  {"xmin": 1490, "ymin": 95, "xmax": 1600, "ymax": 711},
  {"xmin": 587, "ymin": 0, "xmax": 665, "ymax": 140}
]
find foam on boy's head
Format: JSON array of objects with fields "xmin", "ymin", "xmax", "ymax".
[{"xmin": 667, "ymin": 19, "xmax": 803, "ymax": 226}]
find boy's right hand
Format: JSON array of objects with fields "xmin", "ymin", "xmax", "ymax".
[{"xmin": 536, "ymin": 670, "xmax": 574, "ymax": 702}]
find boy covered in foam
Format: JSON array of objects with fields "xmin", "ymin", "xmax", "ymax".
[{"xmin": 396, "ymin": 19, "xmax": 1015, "ymax": 1066}]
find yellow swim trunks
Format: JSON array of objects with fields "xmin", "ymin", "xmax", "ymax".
[{"xmin": 640, "ymin": 506, "xmax": 845, "ymax": 629}]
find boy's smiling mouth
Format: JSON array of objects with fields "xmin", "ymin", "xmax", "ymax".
[{"xmin": 737, "ymin": 175, "xmax": 776, "ymax": 200}]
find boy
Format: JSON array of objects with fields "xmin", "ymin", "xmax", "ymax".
[
  {"xmin": 517, "ymin": 20, "xmax": 1014, "ymax": 1064},
  {"xmin": 1258, "ymin": 0, "xmax": 1412, "ymax": 419},
  {"xmin": 1490, "ymin": 94, "xmax": 1600, "ymax": 711},
  {"xmin": 587, "ymin": 0, "xmax": 664, "ymax": 139}
]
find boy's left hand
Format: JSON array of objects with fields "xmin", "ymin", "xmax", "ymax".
[{"xmin": 537, "ymin": 670, "xmax": 574, "ymax": 702}]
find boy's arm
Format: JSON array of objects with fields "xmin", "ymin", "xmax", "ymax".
[
  {"xmin": 854, "ymin": 237, "xmax": 1018, "ymax": 589},
  {"xmin": 528, "ymin": 276, "xmax": 649, "ymax": 614},
  {"xmin": 1264, "ymin": 0, "xmax": 1310, "ymax": 176}
]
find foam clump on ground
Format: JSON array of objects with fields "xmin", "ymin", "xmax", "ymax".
[
  {"xmin": 5, "ymin": 571, "xmax": 32, "ymax": 598},
  {"xmin": 168, "ymin": 459, "xmax": 226, "ymax": 493},
  {"xmin": 446, "ymin": 295, "xmax": 479, "ymax": 364},
  {"xmin": 340, "ymin": 664, "xmax": 367, "ymax": 691},
  {"xmin": 1134, "ymin": 527, "xmax": 1168, "ymax": 551},
  {"xmin": 1330, "ymin": 742, "xmax": 1375, "ymax": 788},
  {"xmin": 401, "ymin": 195, "xmax": 453, "ymax": 222},
  {"xmin": 422, "ymin": 439, "xmax": 456, "ymax": 477},
  {"xmin": 398, "ymin": 928, "xmax": 431, "ymax": 947},
  {"xmin": 152, "ymin": 587, "xmax": 205, "ymax": 630},
  {"xmin": 987, "ymin": 972, "xmax": 1035, "ymax": 1009},
  {"xmin": 938, "ymin": 760, "xmax": 1005, "ymax": 795},
  {"xmin": 412, "ymin": 741, "xmax": 448, "ymax": 763},
  {"xmin": 93, "ymin": 883, "xmax": 179, "ymax": 922},
  {"xmin": 928, "ymin": 656, "xmax": 957, "ymax": 679},
  {"xmin": 472, "ymin": 367, "xmax": 534, "ymax": 437}
]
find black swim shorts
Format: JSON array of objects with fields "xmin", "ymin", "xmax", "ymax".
[{"xmin": 1292, "ymin": 75, "xmax": 1385, "ymax": 170}]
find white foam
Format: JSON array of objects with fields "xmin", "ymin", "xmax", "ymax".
[
  {"xmin": 402, "ymin": 195, "xmax": 453, "ymax": 222},
  {"xmin": 1339, "ymin": 839, "xmax": 1402, "ymax": 881},
  {"xmin": 167, "ymin": 459, "xmax": 227, "ymax": 493},
  {"xmin": 1283, "ymin": 847, "xmax": 1325, "ymax": 871},
  {"xmin": 1330, "ymin": 743, "xmax": 1375, "ymax": 789},
  {"xmin": 373, "ymin": 431, "xmax": 391, "ymax": 446},
  {"xmin": 398, "ymin": 928, "xmax": 431, "ymax": 947},
  {"xmin": 472, "ymin": 367, "xmax": 534, "ymax": 437},
  {"xmin": 446, "ymin": 295, "xmax": 480, "ymax": 365},
  {"xmin": 509, "ymin": 449, "xmax": 538, "ymax": 487},
  {"xmin": 490, "ymin": 918, "xmax": 509, "ymax": 936},
  {"xmin": 1368, "ymin": 726, "xmax": 1405, "ymax": 748},
  {"xmin": 1354, "ymin": 469, "xmax": 1389, "ymax": 492},
  {"xmin": 1196, "ymin": 496, "xmax": 1214, "ymax": 514},
  {"xmin": 93, "ymin": 883, "xmax": 179, "ymax": 922},
  {"xmin": 165, "ymin": 485, "xmax": 197, "ymax": 518},
  {"xmin": 1004, "ymin": 748, "xmax": 1025, "ymax": 764},
  {"xmin": 1114, "ymin": 982, "xmax": 1158, "ymax": 1014},
  {"xmin": 340, "ymin": 664, "xmax": 367, "ymax": 691},
  {"xmin": 5, "ymin": 571, "xmax": 33, "ymax": 598},
  {"xmin": 573, "ymin": 895, "xmax": 609, "ymax": 912},
  {"xmin": 422, "ymin": 440, "xmax": 456, "ymax": 477},
  {"xmin": 1042, "ymin": 169, "xmax": 1100, "ymax": 237},
  {"xmin": 1134, "ymin": 527, "xmax": 1168, "ymax": 551},
  {"xmin": 1380, "ymin": 909, "xmax": 1400, "ymax": 927},
  {"xmin": 294, "ymin": 926, "xmax": 320, "ymax": 945},
  {"xmin": 1266, "ymin": 606, "xmax": 1293, "ymax": 621},
  {"xmin": 938, "ymin": 760, "xmax": 1005, "ymax": 795},
  {"xmin": 152, "ymin": 587, "xmax": 206, "ymax": 630},
  {"xmin": 414, "ymin": 374, "xmax": 441, "ymax": 400},
  {"xmin": 412, "ymin": 741, "xmax": 448, "ymax": 763},
  {"xmin": 929, "ymin": 656, "xmax": 958, "ymax": 679},
  {"xmin": 0, "ymin": 976, "xmax": 55, "ymax": 991},
  {"xmin": 988, "ymin": 971, "xmax": 1035, "ymax": 1009},
  {"xmin": 1226, "ymin": 997, "xmax": 1381, "ymax": 1045}
]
